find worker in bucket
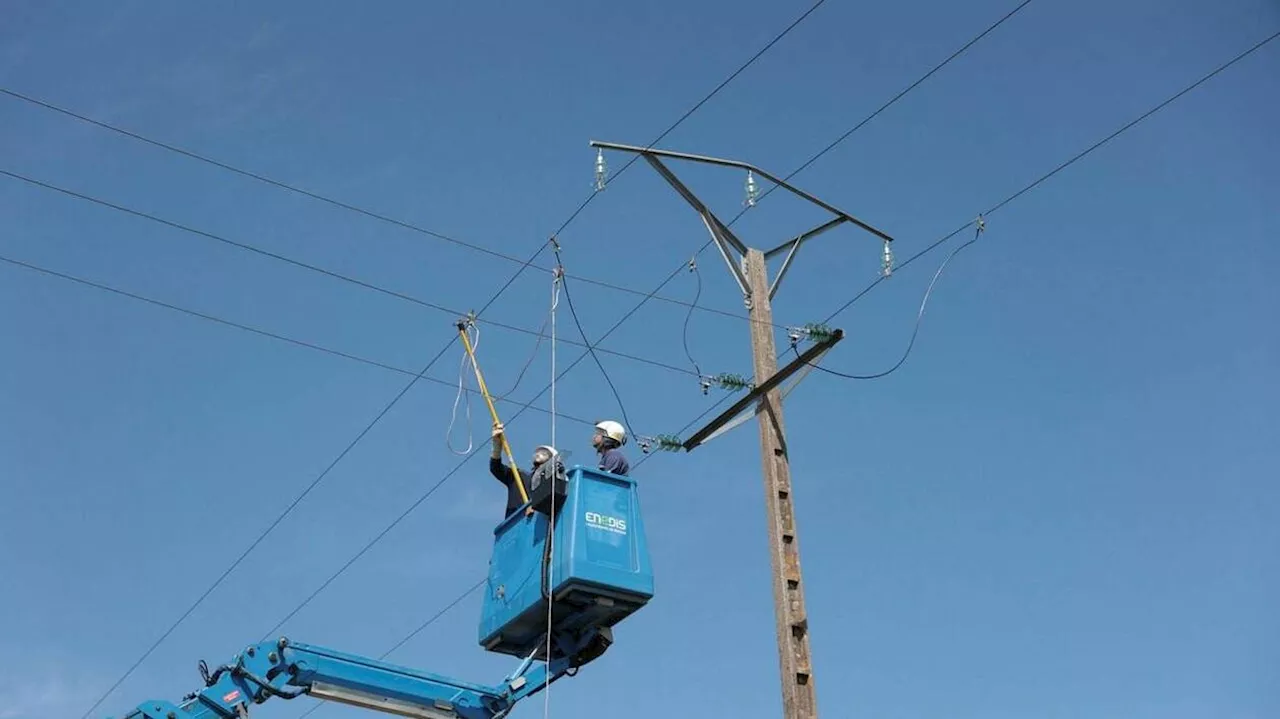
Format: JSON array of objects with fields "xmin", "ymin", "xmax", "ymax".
[
  {"xmin": 592, "ymin": 420, "xmax": 630, "ymax": 476},
  {"xmin": 490, "ymin": 423, "xmax": 557, "ymax": 519}
]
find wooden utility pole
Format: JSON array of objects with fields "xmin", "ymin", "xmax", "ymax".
[
  {"xmin": 589, "ymin": 141, "xmax": 893, "ymax": 719},
  {"xmin": 745, "ymin": 248, "xmax": 816, "ymax": 717}
]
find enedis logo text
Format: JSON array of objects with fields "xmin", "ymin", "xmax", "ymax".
[{"xmin": 584, "ymin": 511, "xmax": 627, "ymax": 534}]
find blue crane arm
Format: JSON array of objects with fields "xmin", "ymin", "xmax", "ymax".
[
  {"xmin": 111, "ymin": 463, "xmax": 652, "ymax": 719},
  {"xmin": 114, "ymin": 628, "xmax": 612, "ymax": 719}
]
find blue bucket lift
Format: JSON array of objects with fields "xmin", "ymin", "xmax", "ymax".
[{"xmin": 479, "ymin": 463, "xmax": 654, "ymax": 659}]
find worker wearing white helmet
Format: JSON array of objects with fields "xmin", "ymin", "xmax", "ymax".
[
  {"xmin": 591, "ymin": 420, "xmax": 630, "ymax": 476},
  {"xmin": 489, "ymin": 423, "xmax": 558, "ymax": 519}
]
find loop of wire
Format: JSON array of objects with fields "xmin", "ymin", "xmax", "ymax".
[{"xmin": 446, "ymin": 323, "xmax": 480, "ymax": 455}]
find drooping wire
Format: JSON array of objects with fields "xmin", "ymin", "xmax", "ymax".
[
  {"xmin": 798, "ymin": 221, "xmax": 982, "ymax": 379},
  {"xmin": 681, "ymin": 256, "xmax": 704, "ymax": 379},
  {"xmin": 447, "ymin": 323, "xmax": 481, "ymax": 454},
  {"xmin": 552, "ymin": 245, "xmax": 637, "ymax": 440},
  {"xmin": 228, "ymin": 98, "xmax": 787, "ymax": 700},
  {"xmin": 639, "ymin": 27, "xmax": 1280, "ymax": 459},
  {"xmin": 272, "ymin": 23, "xmax": 1280, "ymax": 719},
  {"xmin": 273, "ymin": 242, "xmax": 741, "ymax": 719},
  {"xmin": 499, "ymin": 313, "xmax": 548, "ymax": 401},
  {"xmin": 69, "ymin": 4, "xmax": 830, "ymax": 712}
]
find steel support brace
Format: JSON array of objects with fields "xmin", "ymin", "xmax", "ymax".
[
  {"xmin": 643, "ymin": 154, "xmax": 752, "ymax": 299},
  {"xmin": 766, "ymin": 217, "xmax": 847, "ymax": 300},
  {"xmin": 591, "ymin": 139, "xmax": 896, "ymax": 244}
]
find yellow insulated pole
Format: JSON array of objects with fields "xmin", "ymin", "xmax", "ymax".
[{"xmin": 456, "ymin": 318, "xmax": 531, "ymax": 512}]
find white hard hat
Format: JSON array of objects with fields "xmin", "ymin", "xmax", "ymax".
[
  {"xmin": 533, "ymin": 445, "xmax": 558, "ymax": 464},
  {"xmin": 594, "ymin": 420, "xmax": 627, "ymax": 445}
]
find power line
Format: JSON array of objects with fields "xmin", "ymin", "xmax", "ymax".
[
  {"xmin": 801, "ymin": 226, "xmax": 981, "ymax": 379},
  {"xmin": 983, "ymin": 29, "xmax": 1280, "ymax": 217},
  {"xmin": 586, "ymin": 0, "xmax": 1026, "ymax": 395},
  {"xmin": 624, "ymin": 2, "xmax": 1042, "ymax": 465},
  {"xmin": 73, "ymin": 4, "xmax": 826, "ymax": 714},
  {"xmin": 270, "ymin": 6, "xmax": 1045, "ymax": 715},
  {"xmin": 680, "ymin": 257, "xmax": 704, "ymax": 378},
  {"xmin": 822, "ymin": 26, "xmax": 1280, "ymax": 328},
  {"xmin": 283, "ymin": 259, "xmax": 697, "ymax": 719},
  {"xmin": 249, "ymin": 0, "xmax": 835, "ymax": 646},
  {"xmin": 255, "ymin": 255, "xmax": 693, "ymax": 643},
  {"xmin": 551, "ymin": 0, "xmax": 830, "ymax": 239},
  {"xmin": 242, "ymin": 0, "xmax": 1047, "ymax": 700},
  {"xmin": 282, "ymin": 152, "xmax": 830, "ymax": 715},
  {"xmin": 0, "ymin": 167, "xmax": 699, "ymax": 379},
  {"xmin": 0, "ymin": 83, "xmax": 788, "ymax": 333},
  {"xmin": 777, "ymin": 0, "xmax": 1035, "ymax": 186},
  {"xmin": 0, "ymin": 252, "xmax": 600, "ymax": 427},
  {"xmin": 274, "ymin": 207, "xmax": 743, "ymax": 719},
  {"xmin": 0, "ymin": 86, "xmax": 536, "ymax": 269},
  {"xmin": 554, "ymin": 249, "xmax": 636, "ymax": 437},
  {"xmin": 638, "ymin": 25, "xmax": 1280, "ymax": 462},
  {"xmin": 563, "ymin": 272, "xmax": 758, "ymax": 325},
  {"xmin": 632, "ymin": 0, "xmax": 1039, "ymax": 339},
  {"xmin": 291, "ymin": 24, "xmax": 1280, "ymax": 719}
]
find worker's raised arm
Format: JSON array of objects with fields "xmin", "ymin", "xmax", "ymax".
[{"xmin": 489, "ymin": 423, "xmax": 513, "ymax": 485}]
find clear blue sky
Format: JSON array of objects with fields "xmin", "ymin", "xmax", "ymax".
[{"xmin": 2, "ymin": 1, "xmax": 1277, "ymax": 717}]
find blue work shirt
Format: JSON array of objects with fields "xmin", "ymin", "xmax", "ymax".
[{"xmin": 598, "ymin": 447, "xmax": 630, "ymax": 476}]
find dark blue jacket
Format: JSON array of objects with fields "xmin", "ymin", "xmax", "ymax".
[
  {"xmin": 490, "ymin": 457, "xmax": 530, "ymax": 519},
  {"xmin": 598, "ymin": 447, "xmax": 630, "ymax": 476}
]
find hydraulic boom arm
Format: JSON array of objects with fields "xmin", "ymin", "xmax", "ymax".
[
  {"xmin": 113, "ymin": 459, "xmax": 652, "ymax": 719},
  {"xmin": 114, "ymin": 627, "xmax": 612, "ymax": 719}
]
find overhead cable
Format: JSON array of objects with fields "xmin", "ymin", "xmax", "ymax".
[
  {"xmin": 681, "ymin": 257, "xmax": 705, "ymax": 379},
  {"xmin": 70, "ymin": 6, "xmax": 831, "ymax": 715},
  {"xmin": 639, "ymin": 0, "xmax": 1041, "ymax": 353},
  {"xmin": 553, "ymin": 245, "xmax": 636, "ymax": 439},
  {"xmin": 822, "ymin": 26, "xmax": 1280, "ymax": 328},
  {"xmin": 0, "ymin": 168, "xmax": 698, "ymax": 378},
  {"xmin": 800, "ymin": 222, "xmax": 982, "ymax": 380},
  {"xmin": 0, "ymin": 253, "xmax": 603, "ymax": 429},
  {"xmin": 636, "ymin": 26, "xmax": 1280, "ymax": 459},
  {"xmin": 283, "ymin": 5, "xmax": 1057, "ymax": 715}
]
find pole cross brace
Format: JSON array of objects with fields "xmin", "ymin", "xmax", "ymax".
[
  {"xmin": 641, "ymin": 153, "xmax": 753, "ymax": 302},
  {"xmin": 681, "ymin": 328, "xmax": 844, "ymax": 451},
  {"xmin": 590, "ymin": 140, "xmax": 895, "ymax": 306}
]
